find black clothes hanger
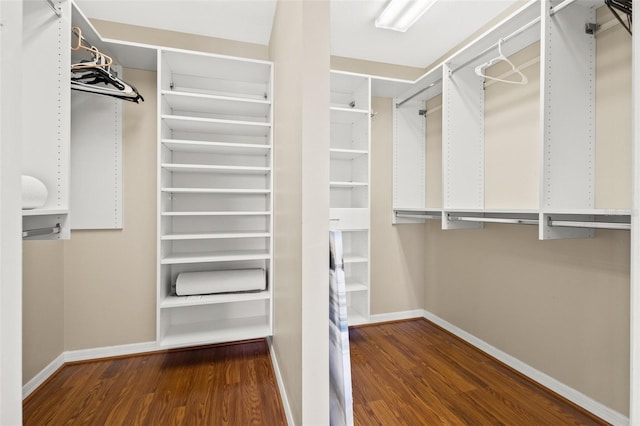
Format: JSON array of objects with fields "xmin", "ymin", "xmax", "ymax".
[
  {"xmin": 605, "ymin": 0, "xmax": 632, "ymax": 35},
  {"xmin": 70, "ymin": 27, "xmax": 144, "ymax": 103}
]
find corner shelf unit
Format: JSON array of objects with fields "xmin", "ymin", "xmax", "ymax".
[
  {"xmin": 157, "ymin": 48, "xmax": 273, "ymax": 348},
  {"xmin": 390, "ymin": 0, "xmax": 631, "ymax": 239},
  {"xmin": 330, "ymin": 71, "xmax": 371, "ymax": 326}
]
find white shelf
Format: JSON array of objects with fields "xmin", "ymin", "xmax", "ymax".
[
  {"xmin": 542, "ymin": 208, "xmax": 631, "ymax": 216},
  {"xmin": 160, "ymin": 316, "xmax": 271, "ymax": 348},
  {"xmin": 162, "ymin": 50, "xmax": 271, "ymax": 97},
  {"xmin": 444, "ymin": 208, "xmax": 540, "ymax": 214},
  {"xmin": 343, "ymin": 255, "xmax": 368, "ymax": 264},
  {"xmin": 347, "ymin": 312, "xmax": 368, "ymax": 327},
  {"xmin": 161, "ymin": 163, "xmax": 271, "ymax": 175},
  {"xmin": 22, "ymin": 208, "xmax": 68, "ymax": 217},
  {"xmin": 162, "ymin": 211, "xmax": 271, "ymax": 217},
  {"xmin": 330, "ymin": 107, "xmax": 369, "ymax": 124},
  {"xmin": 161, "ymin": 250, "xmax": 271, "ymax": 265},
  {"xmin": 158, "ymin": 49, "xmax": 273, "ymax": 349},
  {"xmin": 330, "ymin": 181, "xmax": 368, "ymax": 188},
  {"xmin": 162, "ymin": 91, "xmax": 270, "ymax": 121},
  {"xmin": 345, "ymin": 282, "xmax": 368, "ymax": 293},
  {"xmin": 394, "ymin": 207, "xmax": 443, "ymax": 213},
  {"xmin": 330, "ymin": 148, "xmax": 368, "ymax": 160},
  {"xmin": 161, "ymin": 187, "xmax": 270, "ymax": 194},
  {"xmin": 161, "ymin": 231, "xmax": 270, "ymax": 240},
  {"xmin": 160, "ymin": 291, "xmax": 270, "ymax": 309},
  {"xmin": 162, "ymin": 139, "xmax": 270, "ymax": 156},
  {"xmin": 162, "ymin": 115, "xmax": 271, "ymax": 137}
]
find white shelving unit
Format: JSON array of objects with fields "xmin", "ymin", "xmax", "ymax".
[
  {"xmin": 330, "ymin": 71, "xmax": 371, "ymax": 326},
  {"xmin": 390, "ymin": 0, "xmax": 630, "ymax": 239},
  {"xmin": 21, "ymin": 0, "xmax": 71, "ymax": 240},
  {"xmin": 158, "ymin": 48, "xmax": 273, "ymax": 348}
]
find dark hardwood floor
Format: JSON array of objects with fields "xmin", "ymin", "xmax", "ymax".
[
  {"xmin": 24, "ymin": 319, "xmax": 609, "ymax": 425},
  {"xmin": 23, "ymin": 339, "xmax": 286, "ymax": 425},
  {"xmin": 349, "ymin": 318, "xmax": 609, "ymax": 425}
]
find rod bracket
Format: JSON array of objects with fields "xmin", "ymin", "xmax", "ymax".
[{"xmin": 585, "ymin": 23, "xmax": 599, "ymax": 35}]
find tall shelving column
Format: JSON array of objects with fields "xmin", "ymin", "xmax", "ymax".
[
  {"xmin": 329, "ymin": 71, "xmax": 371, "ymax": 326},
  {"xmin": 22, "ymin": 0, "xmax": 71, "ymax": 240},
  {"xmin": 157, "ymin": 49, "xmax": 273, "ymax": 348}
]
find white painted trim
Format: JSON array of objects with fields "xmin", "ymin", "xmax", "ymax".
[
  {"xmin": 422, "ymin": 310, "xmax": 629, "ymax": 426},
  {"xmin": 268, "ymin": 337, "xmax": 295, "ymax": 426},
  {"xmin": 23, "ymin": 341, "xmax": 158, "ymax": 400},
  {"xmin": 368, "ymin": 309, "xmax": 425, "ymax": 324},
  {"xmin": 63, "ymin": 341, "xmax": 159, "ymax": 363},
  {"xmin": 22, "ymin": 353, "xmax": 65, "ymax": 400}
]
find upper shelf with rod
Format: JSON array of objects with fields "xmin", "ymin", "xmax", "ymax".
[{"xmin": 70, "ymin": 0, "xmax": 158, "ymax": 71}]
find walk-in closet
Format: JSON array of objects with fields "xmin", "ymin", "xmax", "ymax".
[{"xmin": 1, "ymin": 0, "xmax": 638, "ymax": 424}]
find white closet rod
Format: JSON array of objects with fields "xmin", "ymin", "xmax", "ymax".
[
  {"xmin": 45, "ymin": 0, "xmax": 62, "ymax": 17},
  {"xmin": 22, "ymin": 223, "xmax": 62, "ymax": 239},
  {"xmin": 395, "ymin": 213, "xmax": 441, "ymax": 220},
  {"xmin": 450, "ymin": 16, "xmax": 541, "ymax": 75},
  {"xmin": 449, "ymin": 216, "xmax": 538, "ymax": 225},
  {"xmin": 396, "ymin": 82, "xmax": 438, "ymax": 108},
  {"xmin": 549, "ymin": 220, "xmax": 631, "ymax": 230},
  {"xmin": 549, "ymin": 0, "xmax": 577, "ymax": 17}
]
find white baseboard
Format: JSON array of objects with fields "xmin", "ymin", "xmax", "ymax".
[
  {"xmin": 368, "ymin": 309, "xmax": 425, "ymax": 324},
  {"xmin": 267, "ymin": 337, "xmax": 295, "ymax": 426},
  {"xmin": 22, "ymin": 353, "xmax": 66, "ymax": 400},
  {"xmin": 63, "ymin": 341, "xmax": 158, "ymax": 363},
  {"xmin": 422, "ymin": 310, "xmax": 629, "ymax": 426},
  {"xmin": 23, "ymin": 341, "xmax": 158, "ymax": 400}
]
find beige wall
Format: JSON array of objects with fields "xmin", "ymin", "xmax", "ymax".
[
  {"xmin": 63, "ymin": 68, "xmax": 157, "ymax": 350},
  {"xmin": 370, "ymin": 97, "xmax": 425, "ymax": 315},
  {"xmin": 270, "ymin": 2, "xmax": 304, "ymax": 422},
  {"xmin": 270, "ymin": 1, "xmax": 330, "ymax": 424},
  {"xmin": 484, "ymin": 42, "xmax": 540, "ymax": 210},
  {"xmin": 424, "ymin": 223, "xmax": 630, "ymax": 414},
  {"xmin": 595, "ymin": 8, "xmax": 632, "ymax": 209},
  {"xmin": 22, "ymin": 242, "xmax": 64, "ymax": 384}
]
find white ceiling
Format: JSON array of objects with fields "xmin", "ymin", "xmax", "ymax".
[{"xmin": 76, "ymin": 0, "xmax": 520, "ymax": 69}]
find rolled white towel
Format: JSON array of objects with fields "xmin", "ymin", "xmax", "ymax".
[
  {"xmin": 176, "ymin": 269, "xmax": 266, "ymax": 296},
  {"xmin": 21, "ymin": 175, "xmax": 48, "ymax": 209}
]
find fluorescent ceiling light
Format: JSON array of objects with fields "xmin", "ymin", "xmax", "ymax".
[{"xmin": 375, "ymin": 0, "xmax": 438, "ymax": 32}]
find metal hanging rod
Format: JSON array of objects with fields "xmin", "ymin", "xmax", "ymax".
[
  {"xmin": 45, "ymin": 0, "xmax": 62, "ymax": 17},
  {"xmin": 450, "ymin": 16, "xmax": 541, "ymax": 75},
  {"xmin": 23, "ymin": 223, "xmax": 62, "ymax": 239},
  {"xmin": 396, "ymin": 83, "xmax": 437, "ymax": 108},
  {"xmin": 395, "ymin": 213, "xmax": 441, "ymax": 220},
  {"xmin": 548, "ymin": 219, "xmax": 630, "ymax": 230},
  {"xmin": 449, "ymin": 216, "xmax": 538, "ymax": 225}
]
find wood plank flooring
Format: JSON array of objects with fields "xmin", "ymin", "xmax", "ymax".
[
  {"xmin": 24, "ymin": 319, "xmax": 609, "ymax": 425},
  {"xmin": 349, "ymin": 319, "xmax": 609, "ymax": 425},
  {"xmin": 23, "ymin": 339, "xmax": 286, "ymax": 425}
]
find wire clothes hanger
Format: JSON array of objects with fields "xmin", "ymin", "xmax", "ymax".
[
  {"xmin": 70, "ymin": 26, "xmax": 144, "ymax": 103},
  {"xmin": 474, "ymin": 38, "xmax": 528, "ymax": 85}
]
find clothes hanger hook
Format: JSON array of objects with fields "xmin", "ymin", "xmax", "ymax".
[{"xmin": 497, "ymin": 38, "xmax": 505, "ymax": 58}]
